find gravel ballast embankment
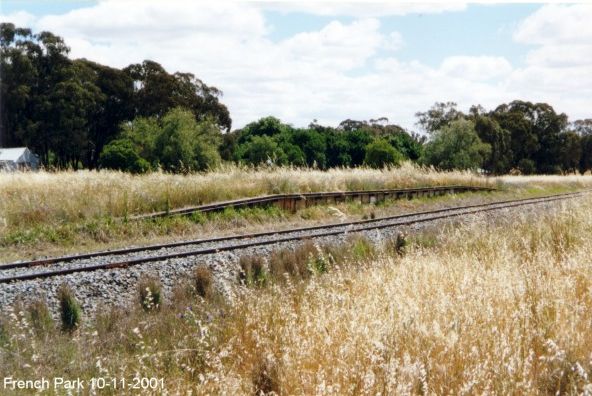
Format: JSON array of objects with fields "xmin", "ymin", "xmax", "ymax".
[{"xmin": 0, "ymin": 197, "xmax": 579, "ymax": 316}]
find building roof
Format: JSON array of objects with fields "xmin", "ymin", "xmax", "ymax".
[{"xmin": 0, "ymin": 147, "xmax": 29, "ymax": 162}]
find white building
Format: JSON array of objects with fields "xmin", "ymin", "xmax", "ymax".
[{"xmin": 0, "ymin": 147, "xmax": 40, "ymax": 171}]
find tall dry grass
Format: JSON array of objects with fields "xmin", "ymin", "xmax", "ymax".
[
  {"xmin": 195, "ymin": 199, "xmax": 592, "ymax": 394},
  {"xmin": 1, "ymin": 197, "xmax": 591, "ymax": 394},
  {"xmin": 0, "ymin": 163, "xmax": 487, "ymax": 230}
]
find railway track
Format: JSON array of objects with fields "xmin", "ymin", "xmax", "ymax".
[{"xmin": 0, "ymin": 190, "xmax": 588, "ymax": 285}]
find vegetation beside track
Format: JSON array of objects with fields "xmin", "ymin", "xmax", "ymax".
[
  {"xmin": 1, "ymin": 195, "xmax": 591, "ymax": 394},
  {"xmin": 2, "ymin": 166, "xmax": 592, "ymax": 261}
]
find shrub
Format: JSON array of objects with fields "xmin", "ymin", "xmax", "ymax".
[
  {"xmin": 58, "ymin": 285, "xmax": 81, "ymax": 332},
  {"xmin": 268, "ymin": 241, "xmax": 331, "ymax": 281},
  {"xmin": 364, "ymin": 139, "xmax": 403, "ymax": 168},
  {"xmin": 99, "ymin": 138, "xmax": 150, "ymax": 173},
  {"xmin": 194, "ymin": 266, "xmax": 213, "ymax": 299},
  {"xmin": 138, "ymin": 277, "xmax": 162, "ymax": 311},
  {"xmin": 393, "ymin": 233, "xmax": 408, "ymax": 256}
]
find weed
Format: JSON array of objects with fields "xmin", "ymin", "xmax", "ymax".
[
  {"xmin": 27, "ymin": 299, "xmax": 54, "ymax": 335},
  {"xmin": 194, "ymin": 265, "xmax": 214, "ymax": 299},
  {"xmin": 0, "ymin": 320, "xmax": 8, "ymax": 346},
  {"xmin": 95, "ymin": 306, "xmax": 126, "ymax": 336},
  {"xmin": 239, "ymin": 255, "xmax": 268, "ymax": 287},
  {"xmin": 58, "ymin": 285, "xmax": 81, "ymax": 332},
  {"xmin": 349, "ymin": 235, "xmax": 375, "ymax": 260},
  {"xmin": 190, "ymin": 211, "xmax": 207, "ymax": 224},
  {"xmin": 138, "ymin": 277, "xmax": 162, "ymax": 311},
  {"xmin": 390, "ymin": 232, "xmax": 408, "ymax": 256}
]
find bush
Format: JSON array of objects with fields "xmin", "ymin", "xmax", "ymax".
[
  {"xmin": 194, "ymin": 266, "xmax": 213, "ymax": 299},
  {"xmin": 387, "ymin": 232, "xmax": 408, "ymax": 257},
  {"xmin": 99, "ymin": 138, "xmax": 150, "ymax": 173},
  {"xmin": 237, "ymin": 135, "xmax": 287, "ymax": 166},
  {"xmin": 364, "ymin": 139, "xmax": 403, "ymax": 168},
  {"xmin": 58, "ymin": 285, "xmax": 81, "ymax": 332}
]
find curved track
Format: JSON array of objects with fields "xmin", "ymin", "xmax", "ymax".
[{"xmin": 0, "ymin": 190, "xmax": 587, "ymax": 284}]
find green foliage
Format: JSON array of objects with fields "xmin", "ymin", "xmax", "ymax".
[
  {"xmin": 155, "ymin": 108, "xmax": 222, "ymax": 171},
  {"xmin": 579, "ymin": 134, "xmax": 592, "ymax": 174},
  {"xmin": 387, "ymin": 131, "xmax": 424, "ymax": 160},
  {"xmin": 558, "ymin": 131, "xmax": 582, "ymax": 173},
  {"xmin": 237, "ymin": 135, "xmax": 287, "ymax": 166},
  {"xmin": 517, "ymin": 158, "xmax": 536, "ymax": 175},
  {"xmin": 422, "ymin": 119, "xmax": 491, "ymax": 171},
  {"xmin": 0, "ymin": 23, "xmax": 230, "ymax": 168},
  {"xmin": 415, "ymin": 102, "xmax": 463, "ymax": 134},
  {"xmin": 99, "ymin": 138, "xmax": 150, "ymax": 173},
  {"xmin": 473, "ymin": 115, "xmax": 512, "ymax": 174},
  {"xmin": 116, "ymin": 107, "xmax": 222, "ymax": 172},
  {"xmin": 351, "ymin": 237, "xmax": 375, "ymax": 259},
  {"xmin": 364, "ymin": 139, "xmax": 403, "ymax": 168},
  {"xmin": 58, "ymin": 285, "xmax": 81, "ymax": 332},
  {"xmin": 492, "ymin": 100, "xmax": 568, "ymax": 174}
]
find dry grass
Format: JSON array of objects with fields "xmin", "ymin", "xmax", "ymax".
[
  {"xmin": 0, "ymin": 163, "xmax": 498, "ymax": 261},
  {"xmin": 1, "ymin": 196, "xmax": 592, "ymax": 394},
  {"xmin": 4, "ymin": 164, "xmax": 592, "ymax": 262},
  {"xmin": 0, "ymin": 163, "xmax": 487, "ymax": 230},
  {"xmin": 194, "ymin": 199, "xmax": 592, "ymax": 394}
]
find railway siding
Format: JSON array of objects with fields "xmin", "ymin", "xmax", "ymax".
[{"xmin": 130, "ymin": 185, "xmax": 495, "ymax": 220}]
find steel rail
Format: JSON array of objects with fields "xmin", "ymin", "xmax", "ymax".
[
  {"xmin": 0, "ymin": 190, "xmax": 588, "ymax": 284},
  {"xmin": 1, "ymin": 186, "xmax": 495, "ymax": 270},
  {"xmin": 0, "ymin": 190, "xmax": 586, "ymax": 271}
]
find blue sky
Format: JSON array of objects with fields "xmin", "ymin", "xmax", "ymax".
[
  {"xmin": 266, "ymin": 4, "xmax": 539, "ymax": 68},
  {"xmin": 1, "ymin": 2, "xmax": 590, "ymax": 130}
]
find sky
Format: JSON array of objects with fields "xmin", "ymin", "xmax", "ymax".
[{"xmin": 1, "ymin": 1, "xmax": 591, "ymax": 131}]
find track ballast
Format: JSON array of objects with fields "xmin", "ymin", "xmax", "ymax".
[{"xmin": 0, "ymin": 190, "xmax": 587, "ymax": 285}]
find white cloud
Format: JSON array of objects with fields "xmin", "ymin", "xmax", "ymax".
[
  {"xmin": 525, "ymin": 44, "xmax": 592, "ymax": 67},
  {"xmin": 280, "ymin": 19, "xmax": 385, "ymax": 70},
  {"xmin": 440, "ymin": 56, "xmax": 512, "ymax": 81},
  {"xmin": 1, "ymin": 2, "xmax": 591, "ymax": 129},
  {"xmin": 514, "ymin": 4, "xmax": 592, "ymax": 45},
  {"xmin": 0, "ymin": 11, "xmax": 36, "ymax": 27},
  {"xmin": 507, "ymin": 4, "xmax": 592, "ymax": 121},
  {"xmin": 37, "ymin": 1, "xmax": 268, "ymax": 41},
  {"xmin": 255, "ymin": 1, "xmax": 466, "ymax": 17}
]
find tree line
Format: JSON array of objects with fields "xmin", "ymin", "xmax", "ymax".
[
  {"xmin": 2, "ymin": 23, "xmax": 592, "ymax": 174},
  {"xmin": 0, "ymin": 23, "xmax": 230, "ymax": 168}
]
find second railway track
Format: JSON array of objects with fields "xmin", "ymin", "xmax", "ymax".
[{"xmin": 1, "ymin": 190, "xmax": 588, "ymax": 285}]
